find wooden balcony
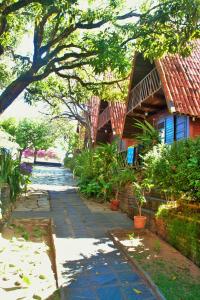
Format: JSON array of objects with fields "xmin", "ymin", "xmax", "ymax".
[
  {"xmin": 127, "ymin": 68, "xmax": 161, "ymax": 114},
  {"xmin": 97, "ymin": 106, "xmax": 110, "ymax": 129}
]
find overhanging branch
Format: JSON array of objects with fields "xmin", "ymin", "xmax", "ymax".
[{"xmin": 55, "ymin": 71, "xmax": 128, "ymax": 88}]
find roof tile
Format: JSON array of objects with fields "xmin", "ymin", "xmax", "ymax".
[{"xmin": 157, "ymin": 40, "xmax": 200, "ymax": 117}]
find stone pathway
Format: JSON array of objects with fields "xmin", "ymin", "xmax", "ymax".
[{"xmin": 13, "ymin": 166, "xmax": 157, "ymax": 300}]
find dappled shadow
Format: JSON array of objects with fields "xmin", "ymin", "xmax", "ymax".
[
  {"xmin": 59, "ymin": 239, "xmax": 156, "ymax": 300},
  {"xmin": 22, "ymin": 166, "xmax": 155, "ymax": 299}
]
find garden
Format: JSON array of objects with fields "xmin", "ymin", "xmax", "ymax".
[
  {"xmin": 66, "ymin": 121, "xmax": 200, "ymax": 299},
  {"xmin": 0, "ymin": 0, "xmax": 199, "ymax": 299}
]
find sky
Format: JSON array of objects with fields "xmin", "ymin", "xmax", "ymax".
[
  {"xmin": 0, "ymin": 0, "xmax": 143, "ymax": 121},
  {"xmin": 1, "ymin": 95, "xmax": 46, "ymax": 120}
]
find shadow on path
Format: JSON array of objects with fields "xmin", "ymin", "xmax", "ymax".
[{"xmin": 13, "ymin": 166, "xmax": 157, "ymax": 300}]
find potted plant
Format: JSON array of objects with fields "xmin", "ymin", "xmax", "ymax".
[
  {"xmin": 110, "ymin": 190, "xmax": 120, "ymax": 210},
  {"xmin": 110, "ymin": 168, "xmax": 135, "ymax": 211},
  {"xmin": 132, "ymin": 182, "xmax": 147, "ymax": 229}
]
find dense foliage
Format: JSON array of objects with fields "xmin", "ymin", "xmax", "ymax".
[
  {"xmin": 70, "ymin": 143, "xmax": 135, "ymax": 201},
  {"xmin": 0, "ymin": 149, "xmax": 31, "ymax": 200},
  {"xmin": 156, "ymin": 203, "xmax": 200, "ymax": 266},
  {"xmin": 134, "ymin": 119, "xmax": 161, "ymax": 155},
  {"xmin": 0, "ymin": 118, "xmax": 55, "ymax": 161},
  {"xmin": 143, "ymin": 137, "xmax": 200, "ymax": 202}
]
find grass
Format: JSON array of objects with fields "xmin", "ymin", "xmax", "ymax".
[{"xmin": 130, "ymin": 244, "xmax": 200, "ymax": 300}]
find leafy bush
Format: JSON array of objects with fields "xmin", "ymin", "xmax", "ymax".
[
  {"xmin": 144, "ymin": 137, "xmax": 200, "ymax": 202},
  {"xmin": 64, "ymin": 155, "xmax": 76, "ymax": 170},
  {"xmin": 134, "ymin": 119, "xmax": 161, "ymax": 155},
  {"xmin": 72, "ymin": 143, "xmax": 135, "ymax": 201},
  {"xmin": 0, "ymin": 148, "xmax": 32, "ymax": 200},
  {"xmin": 156, "ymin": 204, "xmax": 200, "ymax": 266}
]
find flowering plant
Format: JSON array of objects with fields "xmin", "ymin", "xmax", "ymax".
[
  {"xmin": 20, "ymin": 162, "xmax": 33, "ymax": 175},
  {"xmin": 22, "ymin": 148, "xmax": 35, "ymax": 158}
]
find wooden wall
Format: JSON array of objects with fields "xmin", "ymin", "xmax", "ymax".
[{"xmin": 189, "ymin": 118, "xmax": 200, "ymax": 138}]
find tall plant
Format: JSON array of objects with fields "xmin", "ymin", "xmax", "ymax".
[
  {"xmin": 134, "ymin": 119, "xmax": 161, "ymax": 155},
  {"xmin": 0, "ymin": 148, "xmax": 32, "ymax": 200},
  {"xmin": 73, "ymin": 143, "xmax": 123, "ymax": 201}
]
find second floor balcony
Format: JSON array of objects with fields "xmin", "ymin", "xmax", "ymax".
[
  {"xmin": 127, "ymin": 68, "xmax": 162, "ymax": 114},
  {"xmin": 97, "ymin": 106, "xmax": 110, "ymax": 129}
]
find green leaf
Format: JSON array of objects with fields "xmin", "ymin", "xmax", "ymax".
[
  {"xmin": 22, "ymin": 275, "xmax": 31, "ymax": 285},
  {"xmin": 33, "ymin": 295, "xmax": 42, "ymax": 300},
  {"xmin": 133, "ymin": 288, "xmax": 142, "ymax": 294}
]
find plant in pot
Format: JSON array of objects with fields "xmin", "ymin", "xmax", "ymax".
[
  {"xmin": 110, "ymin": 168, "xmax": 135, "ymax": 211},
  {"xmin": 110, "ymin": 175, "xmax": 121, "ymax": 211},
  {"xmin": 132, "ymin": 181, "xmax": 149, "ymax": 229}
]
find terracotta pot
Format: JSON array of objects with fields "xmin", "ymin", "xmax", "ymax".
[
  {"xmin": 110, "ymin": 199, "xmax": 120, "ymax": 211},
  {"xmin": 134, "ymin": 215, "xmax": 147, "ymax": 229}
]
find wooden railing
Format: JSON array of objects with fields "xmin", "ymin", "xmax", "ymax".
[
  {"xmin": 127, "ymin": 68, "xmax": 161, "ymax": 114},
  {"xmin": 98, "ymin": 106, "xmax": 110, "ymax": 129}
]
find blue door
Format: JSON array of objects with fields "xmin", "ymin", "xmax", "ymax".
[{"xmin": 127, "ymin": 147, "xmax": 135, "ymax": 164}]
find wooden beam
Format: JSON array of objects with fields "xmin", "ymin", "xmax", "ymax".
[
  {"xmin": 141, "ymin": 103, "xmax": 165, "ymax": 110},
  {"xmin": 128, "ymin": 111, "xmax": 145, "ymax": 118}
]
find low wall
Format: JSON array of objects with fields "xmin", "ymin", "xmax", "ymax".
[
  {"xmin": 119, "ymin": 184, "xmax": 200, "ymax": 266},
  {"xmin": 0, "ymin": 183, "xmax": 12, "ymax": 226},
  {"xmin": 155, "ymin": 214, "xmax": 200, "ymax": 267}
]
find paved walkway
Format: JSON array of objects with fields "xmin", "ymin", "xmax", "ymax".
[{"xmin": 13, "ymin": 166, "xmax": 157, "ymax": 300}]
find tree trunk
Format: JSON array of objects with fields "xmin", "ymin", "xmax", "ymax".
[
  {"xmin": 0, "ymin": 71, "xmax": 34, "ymax": 113},
  {"xmin": 34, "ymin": 150, "xmax": 37, "ymax": 164},
  {"xmin": 85, "ymin": 114, "xmax": 93, "ymax": 149},
  {"xmin": 18, "ymin": 149, "xmax": 23, "ymax": 163}
]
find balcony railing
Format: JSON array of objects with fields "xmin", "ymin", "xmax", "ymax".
[
  {"xmin": 98, "ymin": 106, "xmax": 110, "ymax": 129},
  {"xmin": 127, "ymin": 68, "xmax": 161, "ymax": 114}
]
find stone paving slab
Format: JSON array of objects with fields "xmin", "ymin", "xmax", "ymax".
[
  {"xmin": 12, "ymin": 166, "xmax": 158, "ymax": 300},
  {"xmin": 14, "ymin": 189, "xmax": 50, "ymax": 212}
]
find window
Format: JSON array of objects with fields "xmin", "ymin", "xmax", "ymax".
[
  {"xmin": 165, "ymin": 116, "xmax": 174, "ymax": 144},
  {"xmin": 157, "ymin": 121, "xmax": 165, "ymax": 143},
  {"xmin": 157, "ymin": 115, "xmax": 189, "ymax": 144},
  {"xmin": 175, "ymin": 115, "xmax": 189, "ymax": 140}
]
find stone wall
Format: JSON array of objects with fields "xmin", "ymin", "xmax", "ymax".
[
  {"xmin": 155, "ymin": 214, "xmax": 200, "ymax": 267},
  {"xmin": 119, "ymin": 185, "xmax": 200, "ymax": 266},
  {"xmin": 0, "ymin": 183, "xmax": 11, "ymax": 225}
]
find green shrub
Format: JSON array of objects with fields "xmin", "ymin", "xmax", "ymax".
[
  {"xmin": 157, "ymin": 204, "xmax": 200, "ymax": 266},
  {"xmin": 0, "ymin": 148, "xmax": 31, "ymax": 200},
  {"xmin": 144, "ymin": 137, "xmax": 200, "ymax": 202},
  {"xmin": 63, "ymin": 155, "xmax": 76, "ymax": 170},
  {"xmin": 72, "ymin": 143, "xmax": 135, "ymax": 201}
]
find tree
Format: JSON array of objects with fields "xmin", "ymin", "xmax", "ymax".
[
  {"xmin": 1, "ymin": 118, "xmax": 55, "ymax": 162},
  {"xmin": 0, "ymin": 0, "xmax": 48, "ymax": 55},
  {"xmin": 25, "ymin": 74, "xmax": 95, "ymax": 144},
  {"xmin": 51, "ymin": 118, "xmax": 83, "ymax": 156},
  {"xmin": 25, "ymin": 70, "xmax": 129, "ymax": 147},
  {"xmin": 0, "ymin": 117, "xmax": 17, "ymax": 136},
  {"xmin": 0, "ymin": 0, "xmax": 199, "ymax": 113}
]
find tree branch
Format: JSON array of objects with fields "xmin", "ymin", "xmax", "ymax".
[
  {"xmin": 76, "ymin": 10, "xmax": 141, "ymax": 29},
  {"xmin": 55, "ymin": 71, "xmax": 128, "ymax": 88},
  {"xmin": 49, "ymin": 50, "xmax": 97, "ymax": 65}
]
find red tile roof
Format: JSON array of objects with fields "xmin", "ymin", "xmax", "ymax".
[
  {"xmin": 156, "ymin": 40, "xmax": 200, "ymax": 117},
  {"xmin": 109, "ymin": 102, "xmax": 127, "ymax": 136},
  {"xmin": 90, "ymin": 99, "xmax": 126, "ymax": 143}
]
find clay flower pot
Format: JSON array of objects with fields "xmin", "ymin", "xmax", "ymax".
[
  {"xmin": 110, "ymin": 199, "xmax": 120, "ymax": 211},
  {"xmin": 134, "ymin": 215, "xmax": 147, "ymax": 229}
]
